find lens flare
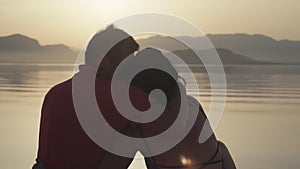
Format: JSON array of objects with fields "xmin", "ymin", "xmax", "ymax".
[{"xmin": 180, "ymin": 156, "xmax": 192, "ymax": 166}]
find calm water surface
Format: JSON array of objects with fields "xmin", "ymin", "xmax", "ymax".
[{"xmin": 0, "ymin": 64, "xmax": 299, "ymax": 169}]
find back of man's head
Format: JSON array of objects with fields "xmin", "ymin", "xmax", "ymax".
[{"xmin": 85, "ymin": 25, "xmax": 139, "ymax": 65}]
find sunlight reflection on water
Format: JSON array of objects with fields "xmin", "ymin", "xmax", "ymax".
[{"xmin": 0, "ymin": 65, "xmax": 300, "ymax": 169}]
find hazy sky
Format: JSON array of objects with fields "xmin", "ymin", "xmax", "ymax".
[{"xmin": 0, "ymin": 0, "xmax": 299, "ymax": 48}]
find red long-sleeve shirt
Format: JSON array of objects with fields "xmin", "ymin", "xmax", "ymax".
[{"xmin": 37, "ymin": 70, "xmax": 149, "ymax": 169}]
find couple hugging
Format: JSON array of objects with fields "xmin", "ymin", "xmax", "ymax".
[{"xmin": 33, "ymin": 25, "xmax": 236, "ymax": 169}]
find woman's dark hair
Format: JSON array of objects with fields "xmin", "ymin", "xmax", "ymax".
[{"xmin": 131, "ymin": 48, "xmax": 179, "ymax": 103}]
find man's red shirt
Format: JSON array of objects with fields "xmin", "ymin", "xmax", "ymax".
[{"xmin": 37, "ymin": 70, "xmax": 148, "ymax": 169}]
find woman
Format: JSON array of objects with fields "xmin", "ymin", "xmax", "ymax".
[{"xmin": 127, "ymin": 48, "xmax": 236, "ymax": 169}]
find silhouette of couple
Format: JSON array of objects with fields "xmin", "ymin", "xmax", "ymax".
[{"xmin": 33, "ymin": 25, "xmax": 236, "ymax": 169}]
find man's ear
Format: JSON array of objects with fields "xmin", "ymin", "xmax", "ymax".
[
  {"xmin": 98, "ymin": 55, "xmax": 111, "ymax": 73},
  {"xmin": 101, "ymin": 55, "xmax": 111, "ymax": 66},
  {"xmin": 98, "ymin": 56, "xmax": 112, "ymax": 78},
  {"xmin": 120, "ymin": 46, "xmax": 132, "ymax": 57}
]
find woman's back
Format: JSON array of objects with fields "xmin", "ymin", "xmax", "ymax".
[{"xmin": 141, "ymin": 96, "xmax": 224, "ymax": 169}]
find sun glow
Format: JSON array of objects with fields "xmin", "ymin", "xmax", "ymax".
[{"xmin": 97, "ymin": 0, "xmax": 123, "ymax": 12}]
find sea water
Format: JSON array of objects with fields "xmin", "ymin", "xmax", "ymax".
[{"xmin": 0, "ymin": 64, "xmax": 299, "ymax": 169}]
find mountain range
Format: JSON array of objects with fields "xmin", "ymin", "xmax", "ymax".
[
  {"xmin": 138, "ymin": 34, "xmax": 300, "ymax": 64},
  {"xmin": 0, "ymin": 34, "xmax": 77, "ymax": 63},
  {"xmin": 0, "ymin": 33, "xmax": 299, "ymax": 65}
]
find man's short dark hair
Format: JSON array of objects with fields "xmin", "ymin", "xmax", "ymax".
[{"xmin": 85, "ymin": 25, "xmax": 139, "ymax": 65}]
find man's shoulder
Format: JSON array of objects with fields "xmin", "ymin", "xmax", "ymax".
[{"xmin": 45, "ymin": 78, "xmax": 73, "ymax": 98}]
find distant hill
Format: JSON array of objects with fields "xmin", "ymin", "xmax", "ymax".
[
  {"xmin": 172, "ymin": 48, "xmax": 270, "ymax": 65},
  {"xmin": 138, "ymin": 35, "xmax": 190, "ymax": 52},
  {"xmin": 0, "ymin": 34, "xmax": 77, "ymax": 63},
  {"xmin": 138, "ymin": 35, "xmax": 273, "ymax": 65},
  {"xmin": 0, "ymin": 34, "xmax": 41, "ymax": 52},
  {"xmin": 207, "ymin": 34, "xmax": 300, "ymax": 63},
  {"xmin": 138, "ymin": 34, "xmax": 300, "ymax": 64}
]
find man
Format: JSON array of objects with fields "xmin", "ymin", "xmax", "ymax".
[{"xmin": 33, "ymin": 25, "xmax": 142, "ymax": 169}]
